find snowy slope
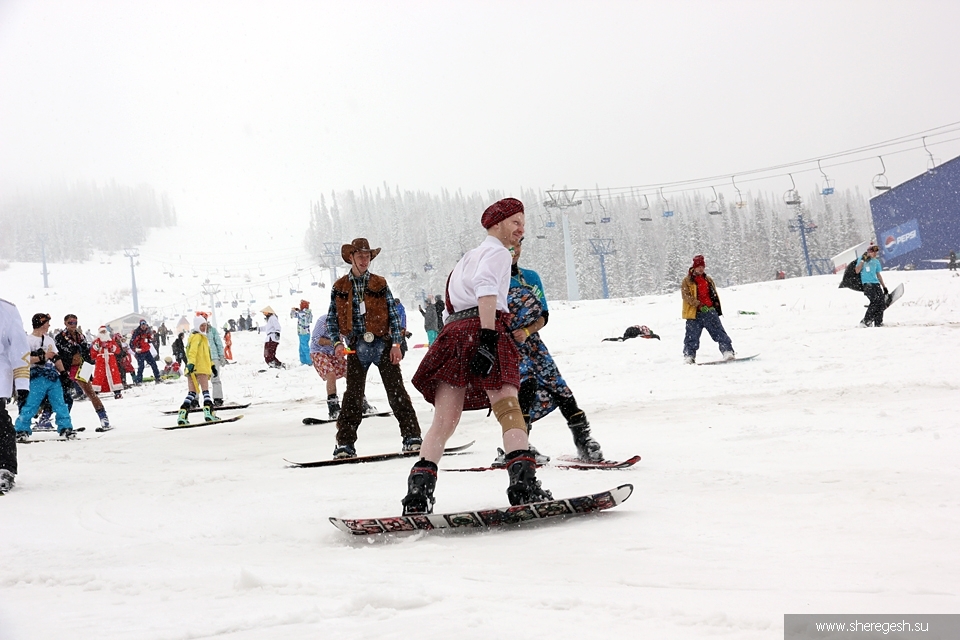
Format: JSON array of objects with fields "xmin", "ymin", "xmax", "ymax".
[{"xmin": 1, "ymin": 250, "xmax": 959, "ymax": 639}]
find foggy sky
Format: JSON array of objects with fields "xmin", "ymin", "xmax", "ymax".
[{"xmin": 1, "ymin": 0, "xmax": 958, "ymax": 226}]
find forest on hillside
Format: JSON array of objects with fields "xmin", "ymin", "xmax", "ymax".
[
  {"xmin": 0, "ymin": 181, "xmax": 176, "ymax": 262},
  {"xmin": 304, "ymin": 184, "xmax": 874, "ymax": 304}
]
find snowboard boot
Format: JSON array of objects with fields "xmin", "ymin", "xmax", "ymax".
[
  {"xmin": 0, "ymin": 469, "xmax": 15, "ymax": 494},
  {"xmin": 505, "ymin": 449, "xmax": 553, "ymax": 506},
  {"xmin": 568, "ymin": 412, "xmax": 604, "ymax": 462},
  {"xmin": 36, "ymin": 409, "xmax": 54, "ymax": 431},
  {"xmin": 176, "ymin": 408, "xmax": 189, "ymax": 426},
  {"xmin": 492, "ymin": 446, "xmax": 549, "ymax": 468},
  {"xmin": 213, "ymin": 398, "xmax": 224, "ymax": 407},
  {"xmin": 15, "ymin": 430, "xmax": 32, "ymax": 443},
  {"xmin": 401, "ymin": 436, "xmax": 422, "ymax": 452},
  {"xmin": 361, "ymin": 397, "xmax": 376, "ymax": 415},
  {"xmin": 327, "ymin": 394, "xmax": 341, "ymax": 420},
  {"xmin": 202, "ymin": 402, "xmax": 220, "ymax": 423},
  {"xmin": 58, "ymin": 428, "xmax": 77, "ymax": 440},
  {"xmin": 332, "ymin": 443, "xmax": 357, "ymax": 459},
  {"xmin": 96, "ymin": 409, "xmax": 112, "ymax": 432},
  {"xmin": 401, "ymin": 459, "xmax": 438, "ymax": 515}
]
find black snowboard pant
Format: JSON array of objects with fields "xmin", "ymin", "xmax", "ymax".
[
  {"xmin": 0, "ymin": 399, "xmax": 17, "ymax": 475},
  {"xmin": 336, "ymin": 344, "xmax": 420, "ymax": 446},
  {"xmin": 862, "ymin": 283, "xmax": 885, "ymax": 327},
  {"xmin": 518, "ymin": 378, "xmax": 582, "ymax": 429}
]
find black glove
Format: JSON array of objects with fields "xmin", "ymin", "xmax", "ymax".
[
  {"xmin": 882, "ymin": 285, "xmax": 889, "ymax": 295},
  {"xmin": 469, "ymin": 329, "xmax": 499, "ymax": 378},
  {"xmin": 16, "ymin": 389, "xmax": 29, "ymax": 410},
  {"xmin": 211, "ymin": 365, "xmax": 218, "ymax": 377},
  {"xmin": 32, "ymin": 349, "xmax": 46, "ymax": 365}
]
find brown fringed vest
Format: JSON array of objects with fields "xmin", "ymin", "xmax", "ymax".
[{"xmin": 332, "ymin": 273, "xmax": 390, "ymax": 338}]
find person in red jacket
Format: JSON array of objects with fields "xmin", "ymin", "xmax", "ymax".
[
  {"xmin": 130, "ymin": 320, "xmax": 161, "ymax": 384},
  {"xmin": 91, "ymin": 327, "xmax": 123, "ymax": 399},
  {"xmin": 680, "ymin": 255, "xmax": 735, "ymax": 364}
]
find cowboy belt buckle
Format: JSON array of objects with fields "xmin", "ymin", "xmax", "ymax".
[{"xmin": 363, "ymin": 332, "xmax": 375, "ymax": 343}]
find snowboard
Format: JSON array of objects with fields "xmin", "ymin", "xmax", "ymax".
[
  {"xmin": 885, "ymin": 283, "xmax": 904, "ymax": 309},
  {"xmin": 17, "ymin": 431, "xmax": 97, "ymax": 444},
  {"xmin": 158, "ymin": 414, "xmax": 245, "ymax": 430},
  {"xmin": 329, "ymin": 483, "xmax": 634, "ymax": 536},
  {"xmin": 285, "ymin": 440, "xmax": 475, "ymax": 468},
  {"xmin": 162, "ymin": 403, "xmax": 250, "ymax": 415},
  {"xmin": 303, "ymin": 411, "xmax": 392, "ymax": 425},
  {"xmin": 698, "ymin": 353, "xmax": 759, "ymax": 365},
  {"xmin": 442, "ymin": 454, "xmax": 641, "ymax": 473}
]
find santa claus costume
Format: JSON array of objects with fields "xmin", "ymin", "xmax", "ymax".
[{"xmin": 90, "ymin": 327, "xmax": 123, "ymax": 398}]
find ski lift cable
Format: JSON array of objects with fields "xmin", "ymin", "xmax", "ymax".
[
  {"xmin": 605, "ymin": 134, "xmax": 960, "ymax": 202},
  {"xmin": 589, "ymin": 125, "xmax": 960, "ymax": 198}
]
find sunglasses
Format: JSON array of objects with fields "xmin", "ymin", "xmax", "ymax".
[{"xmin": 66, "ymin": 321, "xmax": 78, "ymax": 326}]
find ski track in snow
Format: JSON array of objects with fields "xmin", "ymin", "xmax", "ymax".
[{"xmin": 1, "ymin": 242, "xmax": 959, "ymax": 639}]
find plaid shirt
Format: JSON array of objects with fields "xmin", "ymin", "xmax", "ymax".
[{"xmin": 326, "ymin": 270, "xmax": 404, "ymax": 346}]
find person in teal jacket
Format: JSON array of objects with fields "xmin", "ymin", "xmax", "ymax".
[{"xmin": 855, "ymin": 244, "xmax": 888, "ymax": 327}]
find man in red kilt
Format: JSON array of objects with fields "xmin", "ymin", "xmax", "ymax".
[
  {"xmin": 404, "ymin": 198, "xmax": 553, "ymax": 514},
  {"xmin": 326, "ymin": 238, "xmax": 422, "ymax": 459}
]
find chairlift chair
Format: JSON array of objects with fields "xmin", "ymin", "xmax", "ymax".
[
  {"xmin": 818, "ymin": 160, "xmax": 835, "ymax": 195},
  {"xmin": 923, "ymin": 136, "xmax": 938, "ymax": 173},
  {"xmin": 731, "ymin": 176, "xmax": 746, "ymax": 208},
  {"xmin": 636, "ymin": 192, "xmax": 652, "ymax": 222},
  {"xmin": 659, "ymin": 187, "xmax": 674, "ymax": 218},
  {"xmin": 872, "ymin": 156, "xmax": 892, "ymax": 191},
  {"xmin": 423, "ymin": 263, "xmax": 434, "ymax": 272},
  {"xmin": 596, "ymin": 192, "xmax": 611, "ymax": 223},
  {"xmin": 583, "ymin": 198, "xmax": 597, "ymax": 225},
  {"xmin": 706, "ymin": 187, "xmax": 723, "ymax": 216},
  {"xmin": 784, "ymin": 174, "xmax": 802, "ymax": 206}
]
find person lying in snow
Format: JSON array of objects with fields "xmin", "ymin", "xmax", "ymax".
[{"xmin": 602, "ymin": 325, "xmax": 660, "ymax": 342}]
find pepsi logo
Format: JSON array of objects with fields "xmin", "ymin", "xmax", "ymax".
[{"xmin": 884, "ymin": 235, "xmax": 896, "ymax": 250}]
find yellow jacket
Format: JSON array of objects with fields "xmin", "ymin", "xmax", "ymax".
[
  {"xmin": 680, "ymin": 272, "xmax": 722, "ymax": 320},
  {"xmin": 186, "ymin": 331, "xmax": 213, "ymax": 375}
]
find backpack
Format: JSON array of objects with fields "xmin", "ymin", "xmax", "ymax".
[{"xmin": 839, "ymin": 259, "xmax": 864, "ymax": 292}]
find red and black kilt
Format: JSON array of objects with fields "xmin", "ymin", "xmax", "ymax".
[{"xmin": 412, "ymin": 312, "xmax": 520, "ymax": 411}]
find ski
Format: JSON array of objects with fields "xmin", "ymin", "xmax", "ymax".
[
  {"xmin": 698, "ymin": 353, "xmax": 759, "ymax": 365},
  {"xmin": 330, "ymin": 483, "xmax": 634, "ymax": 536},
  {"xmin": 285, "ymin": 440, "xmax": 475, "ymax": 468},
  {"xmin": 442, "ymin": 454, "xmax": 641, "ymax": 472},
  {"xmin": 158, "ymin": 414, "xmax": 245, "ymax": 430},
  {"xmin": 161, "ymin": 403, "xmax": 250, "ymax": 415},
  {"xmin": 303, "ymin": 411, "xmax": 392, "ymax": 425}
]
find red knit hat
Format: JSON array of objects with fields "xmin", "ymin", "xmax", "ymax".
[
  {"xmin": 691, "ymin": 255, "xmax": 706, "ymax": 269},
  {"xmin": 481, "ymin": 198, "xmax": 524, "ymax": 229}
]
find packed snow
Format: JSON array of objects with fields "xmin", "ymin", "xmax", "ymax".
[{"xmin": 1, "ymin": 248, "xmax": 958, "ymax": 639}]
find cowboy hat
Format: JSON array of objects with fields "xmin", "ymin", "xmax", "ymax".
[{"xmin": 341, "ymin": 238, "xmax": 381, "ymax": 263}]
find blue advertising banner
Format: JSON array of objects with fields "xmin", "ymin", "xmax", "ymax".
[{"xmin": 880, "ymin": 219, "xmax": 922, "ymax": 260}]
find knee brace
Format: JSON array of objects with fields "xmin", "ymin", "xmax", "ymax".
[{"xmin": 492, "ymin": 396, "xmax": 527, "ymax": 434}]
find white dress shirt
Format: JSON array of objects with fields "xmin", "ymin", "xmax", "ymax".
[{"xmin": 444, "ymin": 235, "xmax": 512, "ymax": 319}]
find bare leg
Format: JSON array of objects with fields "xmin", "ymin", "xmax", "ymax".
[
  {"xmin": 487, "ymin": 385, "xmax": 528, "ymax": 453},
  {"xmin": 196, "ymin": 374, "xmax": 210, "ymax": 392},
  {"xmin": 419, "ymin": 382, "xmax": 465, "ymax": 463},
  {"xmin": 325, "ymin": 374, "xmax": 337, "ymax": 397}
]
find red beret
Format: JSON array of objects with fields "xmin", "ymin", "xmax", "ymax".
[
  {"xmin": 691, "ymin": 255, "xmax": 706, "ymax": 269},
  {"xmin": 481, "ymin": 198, "xmax": 524, "ymax": 229}
]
